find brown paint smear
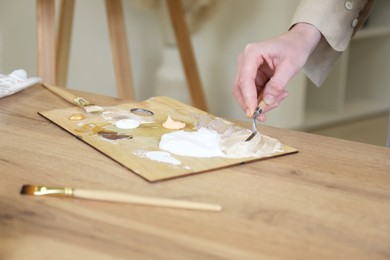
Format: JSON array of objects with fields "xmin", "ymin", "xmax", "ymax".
[
  {"xmin": 75, "ymin": 123, "xmax": 132, "ymax": 140},
  {"xmin": 97, "ymin": 130, "xmax": 132, "ymax": 140}
]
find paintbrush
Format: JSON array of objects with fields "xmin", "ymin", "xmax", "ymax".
[
  {"xmin": 20, "ymin": 185, "xmax": 222, "ymax": 212},
  {"xmin": 43, "ymin": 83, "xmax": 104, "ymax": 113}
]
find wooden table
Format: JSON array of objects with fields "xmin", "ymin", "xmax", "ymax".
[{"xmin": 1, "ymin": 84, "xmax": 389, "ymax": 259}]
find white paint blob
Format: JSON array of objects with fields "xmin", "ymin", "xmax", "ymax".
[
  {"xmin": 115, "ymin": 119, "xmax": 140, "ymax": 129},
  {"xmin": 135, "ymin": 150, "xmax": 181, "ymax": 165},
  {"xmin": 160, "ymin": 128, "xmax": 225, "ymax": 158}
]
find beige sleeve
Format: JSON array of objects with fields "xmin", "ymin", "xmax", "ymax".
[{"xmin": 290, "ymin": 0, "xmax": 373, "ymax": 86}]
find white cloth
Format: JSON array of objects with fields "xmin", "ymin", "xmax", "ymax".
[{"xmin": 0, "ymin": 69, "xmax": 41, "ymax": 98}]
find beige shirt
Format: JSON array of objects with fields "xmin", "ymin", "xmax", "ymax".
[{"xmin": 290, "ymin": 0, "xmax": 374, "ymax": 86}]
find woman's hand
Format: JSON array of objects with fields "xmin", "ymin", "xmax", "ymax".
[{"xmin": 232, "ymin": 23, "xmax": 321, "ymax": 121}]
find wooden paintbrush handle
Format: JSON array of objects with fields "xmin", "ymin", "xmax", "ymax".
[
  {"xmin": 257, "ymin": 90, "xmax": 267, "ymax": 112},
  {"xmin": 74, "ymin": 189, "xmax": 222, "ymax": 212},
  {"xmin": 257, "ymin": 100, "xmax": 267, "ymax": 112},
  {"xmin": 43, "ymin": 83, "xmax": 77, "ymax": 104}
]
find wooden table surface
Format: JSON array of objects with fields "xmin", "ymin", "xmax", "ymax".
[{"xmin": 1, "ymin": 84, "xmax": 389, "ymax": 259}]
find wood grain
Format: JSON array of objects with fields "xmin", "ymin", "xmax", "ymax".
[
  {"xmin": 56, "ymin": 0, "xmax": 75, "ymax": 87},
  {"xmin": 105, "ymin": 0, "xmax": 135, "ymax": 100},
  {"xmin": 36, "ymin": 0, "xmax": 56, "ymax": 84},
  {"xmin": 1, "ymin": 84, "xmax": 390, "ymax": 259}
]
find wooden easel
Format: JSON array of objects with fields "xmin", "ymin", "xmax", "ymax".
[{"xmin": 36, "ymin": 0, "xmax": 207, "ymax": 111}]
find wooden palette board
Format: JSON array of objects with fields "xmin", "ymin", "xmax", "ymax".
[{"xmin": 39, "ymin": 96, "xmax": 297, "ymax": 182}]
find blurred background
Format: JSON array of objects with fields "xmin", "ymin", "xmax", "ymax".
[{"xmin": 0, "ymin": 0, "xmax": 389, "ymax": 146}]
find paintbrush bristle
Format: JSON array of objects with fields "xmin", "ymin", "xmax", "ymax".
[{"xmin": 20, "ymin": 185, "xmax": 38, "ymax": 195}]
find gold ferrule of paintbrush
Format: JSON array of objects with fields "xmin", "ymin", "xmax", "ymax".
[
  {"xmin": 21, "ymin": 185, "xmax": 74, "ymax": 196},
  {"xmin": 73, "ymin": 96, "xmax": 91, "ymax": 107}
]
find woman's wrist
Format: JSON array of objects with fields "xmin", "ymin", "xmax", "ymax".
[{"xmin": 289, "ymin": 22, "xmax": 321, "ymax": 54}]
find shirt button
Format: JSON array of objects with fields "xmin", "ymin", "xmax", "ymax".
[
  {"xmin": 352, "ymin": 18, "xmax": 358, "ymax": 27},
  {"xmin": 345, "ymin": 1, "xmax": 353, "ymax": 10}
]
